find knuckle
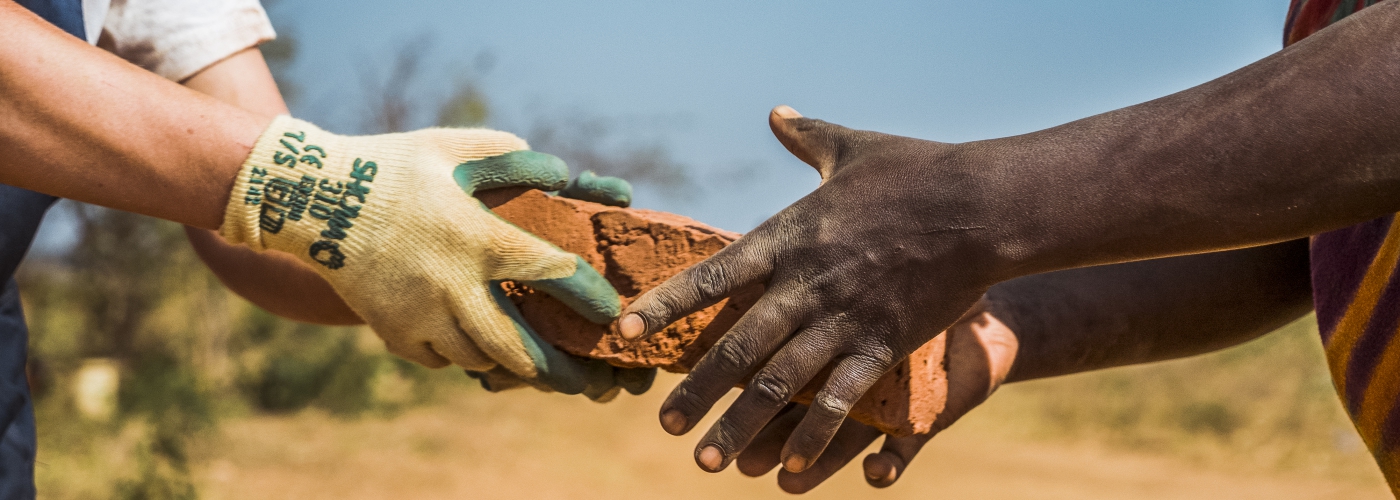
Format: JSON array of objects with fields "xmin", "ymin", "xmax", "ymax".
[
  {"xmin": 748, "ymin": 372, "xmax": 795, "ymax": 406},
  {"xmin": 666, "ymin": 384, "xmax": 705, "ymax": 414},
  {"xmin": 812, "ymin": 391, "xmax": 854, "ymax": 417},
  {"xmin": 708, "ymin": 421, "xmax": 742, "ymax": 451},
  {"xmin": 843, "ymin": 351, "xmax": 896, "ymax": 377},
  {"xmin": 690, "ymin": 262, "xmax": 732, "ymax": 302},
  {"xmin": 712, "ymin": 340, "xmax": 755, "ymax": 373},
  {"xmin": 645, "ymin": 287, "xmax": 685, "ymax": 321}
]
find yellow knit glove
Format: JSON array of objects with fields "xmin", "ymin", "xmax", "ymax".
[{"xmin": 221, "ymin": 116, "xmax": 638, "ymax": 397}]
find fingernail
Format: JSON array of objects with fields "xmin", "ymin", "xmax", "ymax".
[
  {"xmin": 660, "ymin": 409, "xmax": 687, "ymax": 435},
  {"xmin": 618, "ymin": 314, "xmax": 645, "ymax": 340},
  {"xmin": 783, "ymin": 454, "xmax": 808, "ymax": 473},
  {"xmin": 863, "ymin": 454, "xmax": 900, "ymax": 487},
  {"xmin": 698, "ymin": 445, "xmax": 724, "ymax": 472},
  {"xmin": 865, "ymin": 459, "xmax": 896, "ymax": 483},
  {"xmin": 773, "ymin": 105, "xmax": 802, "ymax": 119}
]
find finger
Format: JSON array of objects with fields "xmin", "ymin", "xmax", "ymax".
[
  {"xmin": 574, "ymin": 357, "xmax": 631, "ymax": 402},
  {"xmin": 452, "ymin": 282, "xmax": 598, "ymax": 395},
  {"xmin": 862, "ymin": 433, "xmax": 935, "ymax": 488},
  {"xmin": 385, "ymin": 340, "xmax": 451, "ymax": 369},
  {"xmin": 483, "ymin": 216, "xmax": 621, "ymax": 324},
  {"xmin": 558, "ymin": 170, "xmax": 633, "ymax": 207},
  {"xmin": 424, "ymin": 126, "xmax": 530, "ymax": 153},
  {"xmin": 767, "ymin": 105, "xmax": 868, "ymax": 181},
  {"xmin": 423, "ymin": 127, "xmax": 530, "ymax": 168},
  {"xmin": 781, "ymin": 354, "xmax": 893, "ymax": 473},
  {"xmin": 616, "ymin": 367, "xmax": 657, "ymax": 395},
  {"xmin": 464, "ymin": 366, "xmax": 533, "ymax": 392},
  {"xmin": 616, "ymin": 235, "xmax": 774, "ymax": 341},
  {"xmin": 584, "ymin": 385, "xmax": 623, "ymax": 403},
  {"xmin": 856, "ymin": 307, "xmax": 1013, "ymax": 487},
  {"xmin": 690, "ymin": 325, "xmax": 834, "ymax": 472},
  {"xmin": 776, "ymin": 417, "xmax": 883, "ymax": 494},
  {"xmin": 378, "ymin": 315, "xmax": 460, "ymax": 369},
  {"xmin": 519, "ymin": 256, "xmax": 621, "ymax": 325},
  {"xmin": 453, "ymin": 150, "xmax": 570, "ymax": 195},
  {"xmin": 735, "ymin": 404, "xmax": 805, "ymax": 477},
  {"xmin": 425, "ymin": 327, "xmax": 498, "ymax": 373},
  {"xmin": 657, "ymin": 296, "xmax": 801, "ymax": 437}
]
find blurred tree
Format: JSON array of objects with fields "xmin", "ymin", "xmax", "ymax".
[
  {"xmin": 524, "ymin": 112, "xmax": 691, "ymax": 191},
  {"xmin": 64, "ymin": 206, "xmax": 191, "ymax": 361},
  {"xmin": 359, "ymin": 36, "xmax": 432, "ymax": 133},
  {"xmin": 357, "ymin": 38, "xmax": 691, "ymax": 192},
  {"xmin": 437, "ymin": 82, "xmax": 491, "ymax": 128},
  {"xmin": 32, "ymin": 203, "xmax": 224, "ymax": 499}
]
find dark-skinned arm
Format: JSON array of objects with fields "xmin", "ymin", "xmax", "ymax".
[
  {"xmin": 737, "ymin": 240, "xmax": 1313, "ymax": 493},
  {"xmin": 615, "ymin": 1, "xmax": 1400, "ymax": 476},
  {"xmin": 997, "ymin": 239, "xmax": 1313, "ymax": 382}
]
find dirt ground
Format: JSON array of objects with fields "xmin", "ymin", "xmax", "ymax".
[{"xmin": 193, "ymin": 373, "xmax": 1392, "ymax": 500}]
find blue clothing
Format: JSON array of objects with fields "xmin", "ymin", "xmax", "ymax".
[
  {"xmin": 0, "ymin": 278, "xmax": 42, "ymax": 500},
  {"xmin": 2, "ymin": 2, "xmax": 83, "ymax": 497},
  {"xmin": 13, "ymin": 0, "xmax": 84, "ymax": 39}
]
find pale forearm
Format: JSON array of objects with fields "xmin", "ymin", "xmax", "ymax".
[
  {"xmin": 0, "ymin": 2, "xmax": 267, "ymax": 229},
  {"xmin": 973, "ymin": 2, "xmax": 1400, "ymax": 277}
]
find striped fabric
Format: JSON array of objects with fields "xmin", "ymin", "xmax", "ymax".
[
  {"xmin": 1290, "ymin": 0, "xmax": 1400, "ymax": 491},
  {"xmin": 1285, "ymin": 0, "xmax": 1382, "ymax": 45}
]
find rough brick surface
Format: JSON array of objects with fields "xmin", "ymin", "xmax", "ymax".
[{"xmin": 478, "ymin": 188, "xmax": 947, "ymax": 436}]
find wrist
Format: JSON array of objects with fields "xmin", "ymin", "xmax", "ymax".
[
  {"xmin": 221, "ymin": 116, "xmax": 401, "ymax": 271},
  {"xmin": 932, "ymin": 142, "xmax": 1052, "ymax": 283},
  {"xmin": 945, "ymin": 134, "xmax": 1105, "ymax": 282}
]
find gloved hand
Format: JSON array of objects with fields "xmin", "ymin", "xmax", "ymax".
[
  {"xmin": 467, "ymin": 168, "xmax": 658, "ymax": 402},
  {"xmin": 221, "ymin": 115, "xmax": 636, "ymax": 397}
]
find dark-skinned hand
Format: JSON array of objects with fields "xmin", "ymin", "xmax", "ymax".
[
  {"xmin": 615, "ymin": 105, "xmax": 1017, "ymax": 473},
  {"xmin": 735, "ymin": 299, "xmax": 1017, "ymax": 493}
]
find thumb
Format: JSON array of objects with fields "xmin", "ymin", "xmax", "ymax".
[
  {"xmin": 455, "ymin": 150, "xmax": 570, "ymax": 196},
  {"xmin": 862, "ymin": 433, "xmax": 935, "ymax": 488},
  {"xmin": 519, "ymin": 255, "xmax": 622, "ymax": 324},
  {"xmin": 484, "ymin": 217, "xmax": 622, "ymax": 324},
  {"xmin": 768, "ymin": 105, "xmax": 867, "ymax": 181}
]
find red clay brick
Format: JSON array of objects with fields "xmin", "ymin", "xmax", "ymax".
[{"xmin": 478, "ymin": 188, "xmax": 946, "ymax": 436}]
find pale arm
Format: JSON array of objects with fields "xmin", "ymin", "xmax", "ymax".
[{"xmin": 0, "ymin": 2, "xmax": 265, "ymax": 228}]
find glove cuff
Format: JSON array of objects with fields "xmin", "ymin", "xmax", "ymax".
[{"xmin": 220, "ymin": 115, "xmax": 415, "ymax": 270}]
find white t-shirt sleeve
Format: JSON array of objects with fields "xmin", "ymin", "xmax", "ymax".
[
  {"xmin": 97, "ymin": 0, "xmax": 277, "ymax": 82},
  {"xmin": 82, "ymin": 0, "xmax": 111, "ymax": 45}
]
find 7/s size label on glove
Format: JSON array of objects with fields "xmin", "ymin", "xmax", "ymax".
[{"xmin": 239, "ymin": 130, "xmax": 378, "ymax": 270}]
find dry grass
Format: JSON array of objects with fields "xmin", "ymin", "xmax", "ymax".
[
  {"xmin": 37, "ymin": 317, "xmax": 1394, "ymax": 499},
  {"xmin": 183, "ymin": 375, "xmax": 1387, "ymax": 500}
]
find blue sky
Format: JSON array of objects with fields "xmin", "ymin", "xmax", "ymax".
[{"xmin": 32, "ymin": 1, "xmax": 1296, "ymax": 249}]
